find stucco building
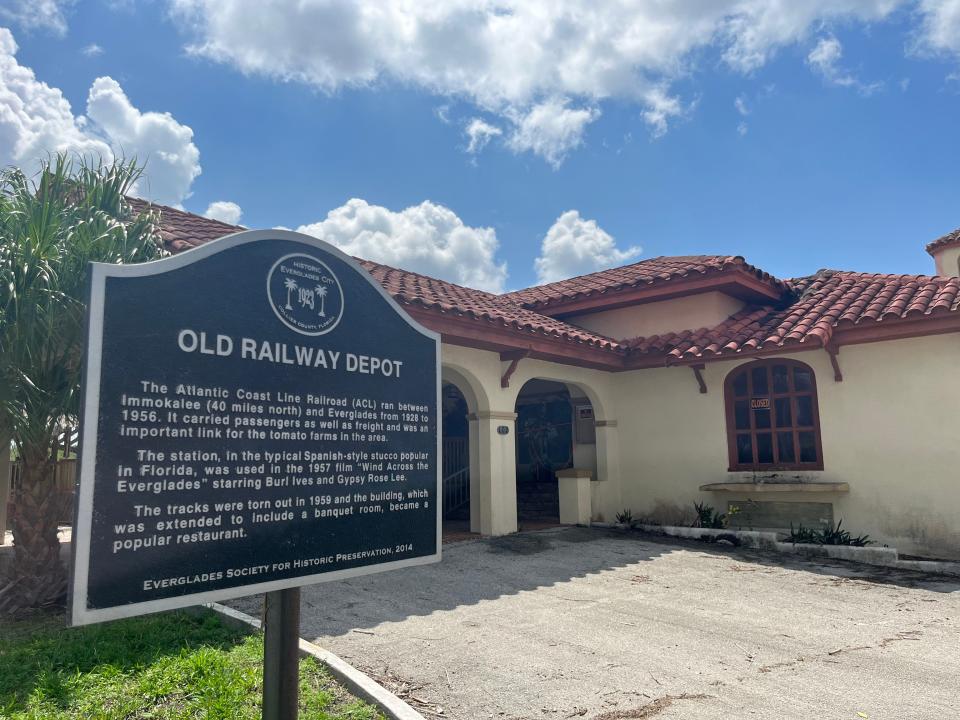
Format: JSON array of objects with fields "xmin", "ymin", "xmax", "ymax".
[{"xmin": 138, "ymin": 200, "xmax": 960, "ymax": 560}]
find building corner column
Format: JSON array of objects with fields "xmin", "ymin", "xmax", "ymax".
[{"xmin": 467, "ymin": 410, "xmax": 518, "ymax": 536}]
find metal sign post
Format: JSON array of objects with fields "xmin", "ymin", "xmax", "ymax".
[{"xmin": 262, "ymin": 587, "xmax": 301, "ymax": 720}]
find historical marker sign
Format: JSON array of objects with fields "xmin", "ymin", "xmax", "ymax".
[{"xmin": 69, "ymin": 230, "xmax": 441, "ymax": 626}]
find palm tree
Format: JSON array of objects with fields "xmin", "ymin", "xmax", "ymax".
[
  {"xmin": 0, "ymin": 154, "xmax": 165, "ymax": 613},
  {"xmin": 315, "ymin": 284, "xmax": 328, "ymax": 317},
  {"xmin": 284, "ymin": 278, "xmax": 297, "ymax": 310}
]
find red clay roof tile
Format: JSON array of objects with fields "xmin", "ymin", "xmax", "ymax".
[
  {"xmin": 134, "ymin": 198, "xmax": 960, "ymax": 365},
  {"xmin": 502, "ymin": 255, "xmax": 787, "ymax": 309},
  {"xmin": 622, "ymin": 270, "xmax": 960, "ymax": 362}
]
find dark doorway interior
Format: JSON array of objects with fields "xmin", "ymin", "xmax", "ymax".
[
  {"xmin": 441, "ymin": 382, "xmax": 470, "ymax": 525},
  {"xmin": 515, "ymin": 380, "xmax": 573, "ymax": 524}
]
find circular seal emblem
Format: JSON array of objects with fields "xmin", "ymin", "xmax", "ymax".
[{"xmin": 267, "ymin": 253, "xmax": 344, "ymax": 336}]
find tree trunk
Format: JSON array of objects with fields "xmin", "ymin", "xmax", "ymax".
[{"xmin": 0, "ymin": 448, "xmax": 66, "ymax": 614}]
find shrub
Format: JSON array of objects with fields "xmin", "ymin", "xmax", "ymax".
[{"xmin": 788, "ymin": 519, "xmax": 871, "ymax": 546}]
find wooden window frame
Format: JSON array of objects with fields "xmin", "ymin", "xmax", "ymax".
[{"xmin": 724, "ymin": 359, "xmax": 824, "ymax": 472}]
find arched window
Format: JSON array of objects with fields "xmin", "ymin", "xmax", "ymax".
[{"xmin": 724, "ymin": 359, "xmax": 823, "ymax": 471}]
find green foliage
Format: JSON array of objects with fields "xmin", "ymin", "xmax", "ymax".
[
  {"xmin": 615, "ymin": 508, "xmax": 635, "ymax": 527},
  {"xmin": 0, "ymin": 609, "xmax": 384, "ymax": 720},
  {"xmin": 692, "ymin": 501, "xmax": 736, "ymax": 529},
  {"xmin": 788, "ymin": 519, "xmax": 872, "ymax": 547},
  {"xmin": 0, "ymin": 154, "xmax": 166, "ymax": 452}
]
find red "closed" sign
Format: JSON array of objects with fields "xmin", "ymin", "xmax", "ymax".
[{"xmin": 750, "ymin": 398, "xmax": 771, "ymax": 409}]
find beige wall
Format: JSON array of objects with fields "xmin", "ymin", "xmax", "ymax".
[
  {"xmin": 933, "ymin": 245, "xmax": 960, "ymax": 277},
  {"xmin": 567, "ymin": 291, "xmax": 745, "ymax": 340},
  {"xmin": 610, "ymin": 334, "xmax": 960, "ymax": 559},
  {"xmin": 440, "ymin": 331, "xmax": 960, "ymax": 558}
]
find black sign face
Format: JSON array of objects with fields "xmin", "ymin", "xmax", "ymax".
[{"xmin": 69, "ymin": 231, "xmax": 440, "ymax": 625}]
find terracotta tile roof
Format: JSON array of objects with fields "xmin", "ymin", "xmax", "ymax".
[
  {"xmin": 926, "ymin": 227, "xmax": 960, "ymax": 254},
  {"xmin": 129, "ymin": 198, "xmax": 620, "ymax": 352},
  {"xmin": 127, "ymin": 197, "xmax": 244, "ymax": 252},
  {"xmin": 623, "ymin": 270, "xmax": 960, "ymax": 362},
  {"xmin": 135, "ymin": 198, "xmax": 960, "ymax": 365},
  {"xmin": 502, "ymin": 255, "xmax": 787, "ymax": 309},
  {"xmin": 357, "ymin": 260, "xmax": 622, "ymax": 350}
]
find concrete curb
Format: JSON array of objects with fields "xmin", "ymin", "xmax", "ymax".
[
  {"xmin": 206, "ymin": 602, "xmax": 426, "ymax": 720},
  {"xmin": 593, "ymin": 522, "xmax": 960, "ymax": 578}
]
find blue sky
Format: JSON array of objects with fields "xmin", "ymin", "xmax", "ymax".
[{"xmin": 2, "ymin": 1, "xmax": 959, "ymax": 291}]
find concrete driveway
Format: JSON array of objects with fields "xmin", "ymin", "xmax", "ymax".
[{"xmin": 231, "ymin": 527, "xmax": 960, "ymax": 719}]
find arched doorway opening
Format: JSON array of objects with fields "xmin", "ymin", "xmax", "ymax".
[
  {"xmin": 441, "ymin": 381, "xmax": 471, "ymax": 532},
  {"xmin": 514, "ymin": 379, "xmax": 597, "ymax": 528}
]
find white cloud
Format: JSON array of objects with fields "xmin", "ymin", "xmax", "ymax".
[
  {"xmin": 81, "ymin": 43, "xmax": 103, "ymax": 57},
  {"xmin": 534, "ymin": 210, "xmax": 641, "ymax": 284},
  {"xmin": 86, "ymin": 77, "xmax": 201, "ymax": 206},
  {"xmin": 0, "ymin": 28, "xmax": 202, "ymax": 207},
  {"xmin": 915, "ymin": 0, "xmax": 960, "ymax": 57},
  {"xmin": 464, "ymin": 117, "xmax": 501, "ymax": 154},
  {"xmin": 169, "ymin": 0, "xmax": 919, "ymax": 164},
  {"xmin": 204, "ymin": 200, "xmax": 242, "ymax": 224},
  {"xmin": 297, "ymin": 198, "xmax": 507, "ymax": 293},
  {"xmin": 506, "ymin": 99, "xmax": 598, "ymax": 167},
  {"xmin": 734, "ymin": 95, "xmax": 750, "ymax": 116},
  {"xmin": 0, "ymin": 0, "xmax": 71, "ymax": 36},
  {"xmin": 640, "ymin": 86, "xmax": 683, "ymax": 138},
  {"xmin": 807, "ymin": 35, "xmax": 882, "ymax": 94},
  {"xmin": 737, "ymin": 121, "xmax": 749, "ymax": 136},
  {"xmin": 0, "ymin": 28, "xmax": 112, "ymax": 169}
]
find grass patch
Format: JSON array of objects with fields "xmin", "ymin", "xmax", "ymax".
[{"xmin": 0, "ymin": 608, "xmax": 385, "ymax": 720}]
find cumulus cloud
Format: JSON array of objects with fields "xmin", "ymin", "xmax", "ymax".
[
  {"xmin": 297, "ymin": 199, "xmax": 507, "ymax": 293},
  {"xmin": 86, "ymin": 77, "xmax": 201, "ymax": 205},
  {"xmin": 0, "ymin": 0, "xmax": 71, "ymax": 35},
  {"xmin": 81, "ymin": 43, "xmax": 103, "ymax": 57},
  {"xmin": 204, "ymin": 200, "xmax": 242, "ymax": 224},
  {"xmin": 807, "ymin": 35, "xmax": 882, "ymax": 94},
  {"xmin": 506, "ymin": 99, "xmax": 598, "ymax": 167},
  {"xmin": 534, "ymin": 210, "xmax": 641, "ymax": 284},
  {"xmin": 0, "ymin": 28, "xmax": 112, "ymax": 169},
  {"xmin": 170, "ymin": 0, "xmax": 930, "ymax": 164},
  {"xmin": 0, "ymin": 28, "xmax": 202, "ymax": 206},
  {"xmin": 464, "ymin": 118, "xmax": 501, "ymax": 154}
]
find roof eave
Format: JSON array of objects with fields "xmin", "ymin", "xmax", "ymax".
[{"xmin": 525, "ymin": 269, "xmax": 787, "ymax": 319}]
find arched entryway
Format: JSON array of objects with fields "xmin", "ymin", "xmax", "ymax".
[
  {"xmin": 441, "ymin": 381, "xmax": 471, "ymax": 534},
  {"xmin": 514, "ymin": 379, "xmax": 598, "ymax": 529}
]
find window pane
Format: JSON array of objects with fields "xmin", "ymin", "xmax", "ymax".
[
  {"xmin": 756, "ymin": 433, "xmax": 774, "ymax": 463},
  {"xmin": 772, "ymin": 364, "xmax": 789, "ymax": 393},
  {"xmin": 753, "ymin": 407, "xmax": 771, "ymax": 429},
  {"xmin": 777, "ymin": 432, "xmax": 796, "ymax": 464},
  {"xmin": 799, "ymin": 431, "xmax": 817, "ymax": 462},
  {"xmin": 794, "ymin": 367, "xmax": 812, "ymax": 392},
  {"xmin": 736, "ymin": 434, "xmax": 753, "ymax": 464},
  {"xmin": 774, "ymin": 397, "xmax": 792, "ymax": 427},
  {"xmin": 732, "ymin": 371, "xmax": 748, "ymax": 397},
  {"xmin": 796, "ymin": 396, "xmax": 814, "ymax": 426},
  {"xmin": 751, "ymin": 366, "xmax": 769, "ymax": 395},
  {"xmin": 734, "ymin": 400, "xmax": 750, "ymax": 430}
]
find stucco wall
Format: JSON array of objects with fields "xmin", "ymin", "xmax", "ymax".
[
  {"xmin": 933, "ymin": 245, "xmax": 960, "ymax": 277},
  {"xmin": 567, "ymin": 291, "xmax": 745, "ymax": 340},
  {"xmin": 610, "ymin": 334, "xmax": 960, "ymax": 559}
]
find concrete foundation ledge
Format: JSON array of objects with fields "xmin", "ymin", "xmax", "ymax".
[
  {"xmin": 206, "ymin": 602, "xmax": 426, "ymax": 720},
  {"xmin": 595, "ymin": 522, "xmax": 960, "ymax": 578}
]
